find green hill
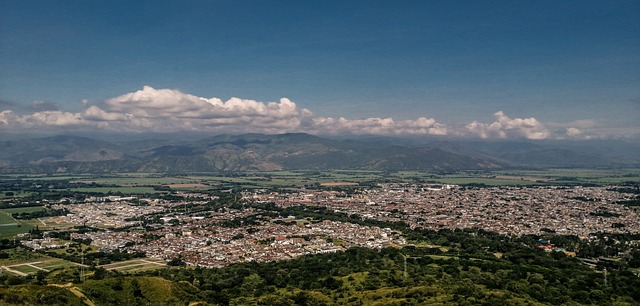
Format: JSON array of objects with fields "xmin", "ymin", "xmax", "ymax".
[
  {"xmin": 0, "ymin": 285, "xmax": 85, "ymax": 306},
  {"xmin": 1, "ymin": 229, "xmax": 639, "ymax": 305},
  {"xmin": 79, "ymin": 276, "xmax": 206, "ymax": 306}
]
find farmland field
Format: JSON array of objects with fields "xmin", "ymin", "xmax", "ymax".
[
  {"xmin": 74, "ymin": 176, "xmax": 197, "ymax": 186},
  {"xmin": 0, "ymin": 248, "xmax": 54, "ymax": 266},
  {"xmin": 2, "ymin": 206, "xmax": 47, "ymax": 214},
  {"xmin": 0, "ymin": 210, "xmax": 17, "ymax": 225},
  {"xmin": 69, "ymin": 186, "xmax": 161, "ymax": 194},
  {"xmin": 98, "ymin": 258, "xmax": 166, "ymax": 273},
  {"xmin": 74, "ymin": 169, "xmax": 640, "ymax": 189},
  {"xmin": 0, "ymin": 208, "xmax": 41, "ymax": 238},
  {"xmin": 0, "ymin": 224, "xmax": 34, "ymax": 238}
]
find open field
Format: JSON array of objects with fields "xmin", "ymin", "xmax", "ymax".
[
  {"xmin": 11, "ymin": 175, "xmax": 93, "ymax": 181},
  {"xmin": 0, "ymin": 190, "xmax": 34, "ymax": 200},
  {"xmin": 432, "ymin": 177, "xmax": 543, "ymax": 186},
  {"xmin": 2, "ymin": 169, "xmax": 638, "ymax": 200},
  {"xmin": 6, "ymin": 167, "xmax": 640, "ymax": 184},
  {"xmin": 0, "ymin": 208, "xmax": 41, "ymax": 238},
  {"xmin": 0, "ymin": 259, "xmax": 84, "ymax": 276},
  {"xmin": 167, "ymin": 183, "xmax": 210, "ymax": 189},
  {"xmin": 69, "ymin": 186, "xmax": 161, "ymax": 194},
  {"xmin": 25, "ymin": 217, "xmax": 77, "ymax": 230},
  {"xmin": 320, "ymin": 182, "xmax": 360, "ymax": 187},
  {"xmin": 0, "ymin": 248, "xmax": 57, "ymax": 266},
  {"xmin": 0, "ymin": 210, "xmax": 17, "ymax": 225},
  {"xmin": 0, "ymin": 224, "xmax": 34, "ymax": 238},
  {"xmin": 73, "ymin": 176, "xmax": 197, "ymax": 186},
  {"xmin": 0, "ymin": 224, "xmax": 33, "ymax": 238},
  {"xmin": 98, "ymin": 258, "xmax": 166, "ymax": 273},
  {"xmin": 1, "ymin": 206, "xmax": 47, "ymax": 214}
]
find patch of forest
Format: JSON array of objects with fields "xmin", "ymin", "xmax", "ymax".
[{"xmin": 1, "ymin": 228, "xmax": 639, "ymax": 305}]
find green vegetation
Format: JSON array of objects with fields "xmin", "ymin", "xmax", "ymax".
[
  {"xmin": 0, "ymin": 215, "xmax": 33, "ymax": 239},
  {"xmin": 68, "ymin": 186, "xmax": 160, "ymax": 194},
  {"xmin": 1, "ymin": 207, "xmax": 47, "ymax": 214},
  {"xmin": 0, "ymin": 211, "xmax": 17, "ymax": 225},
  {"xmin": 79, "ymin": 276, "xmax": 203, "ymax": 305},
  {"xmin": 0, "ymin": 247, "xmax": 52, "ymax": 265},
  {"xmin": 0, "ymin": 207, "xmax": 49, "ymax": 238},
  {"xmin": 3, "ymin": 169, "xmax": 638, "ymax": 198},
  {"xmin": 0, "ymin": 285, "xmax": 85, "ymax": 305},
  {"xmin": 1, "ymin": 229, "xmax": 639, "ymax": 305}
]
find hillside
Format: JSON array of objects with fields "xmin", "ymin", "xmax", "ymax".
[
  {"xmin": 0, "ymin": 134, "xmax": 638, "ymax": 173},
  {"xmin": 2, "ymin": 235, "xmax": 639, "ymax": 305}
]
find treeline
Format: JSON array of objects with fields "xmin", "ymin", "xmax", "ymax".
[{"xmin": 12, "ymin": 208, "xmax": 69, "ymax": 220}]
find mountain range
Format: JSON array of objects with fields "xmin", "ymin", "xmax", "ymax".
[{"xmin": 0, "ymin": 133, "xmax": 638, "ymax": 173}]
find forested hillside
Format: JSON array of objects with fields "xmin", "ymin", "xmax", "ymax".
[{"xmin": 1, "ymin": 228, "xmax": 638, "ymax": 305}]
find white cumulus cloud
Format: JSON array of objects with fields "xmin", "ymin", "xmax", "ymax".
[
  {"xmin": 6, "ymin": 86, "xmax": 623, "ymax": 139},
  {"xmin": 0, "ymin": 86, "xmax": 448, "ymax": 136},
  {"xmin": 465, "ymin": 111, "xmax": 551, "ymax": 140},
  {"xmin": 311, "ymin": 116, "xmax": 447, "ymax": 136}
]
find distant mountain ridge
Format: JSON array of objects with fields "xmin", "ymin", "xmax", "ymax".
[{"xmin": 0, "ymin": 133, "xmax": 638, "ymax": 173}]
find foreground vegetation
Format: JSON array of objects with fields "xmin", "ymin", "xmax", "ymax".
[{"xmin": 1, "ymin": 228, "xmax": 639, "ymax": 305}]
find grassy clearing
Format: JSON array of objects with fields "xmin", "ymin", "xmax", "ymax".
[
  {"xmin": 432, "ymin": 177, "xmax": 541, "ymax": 186},
  {"xmin": 0, "ymin": 224, "xmax": 24, "ymax": 238},
  {"xmin": 69, "ymin": 186, "xmax": 160, "ymax": 194},
  {"xmin": 116, "ymin": 264, "xmax": 153, "ymax": 272},
  {"xmin": 34, "ymin": 218, "xmax": 77, "ymax": 230},
  {"xmin": 588, "ymin": 176, "xmax": 640, "ymax": 184},
  {"xmin": 98, "ymin": 258, "xmax": 166, "ymax": 273},
  {"xmin": 0, "ymin": 190, "xmax": 33, "ymax": 199},
  {"xmin": 10, "ymin": 264, "xmax": 43, "ymax": 274},
  {"xmin": 37, "ymin": 259, "xmax": 81, "ymax": 270},
  {"xmin": 0, "ymin": 211, "xmax": 17, "ymax": 225},
  {"xmin": 75, "ymin": 176, "xmax": 196, "ymax": 186},
  {"xmin": 0, "ymin": 215, "xmax": 33, "ymax": 238},
  {"xmin": 0, "ymin": 248, "xmax": 54, "ymax": 266},
  {"xmin": 1, "ymin": 206, "xmax": 46, "ymax": 214},
  {"xmin": 15, "ymin": 175, "xmax": 90, "ymax": 180}
]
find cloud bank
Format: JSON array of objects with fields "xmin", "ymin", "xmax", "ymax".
[
  {"xmin": 0, "ymin": 86, "xmax": 627, "ymax": 139},
  {"xmin": 465, "ymin": 111, "xmax": 551, "ymax": 140}
]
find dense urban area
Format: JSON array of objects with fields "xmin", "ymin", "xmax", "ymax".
[
  {"xmin": 1, "ymin": 171, "xmax": 639, "ymax": 305},
  {"xmin": 5, "ymin": 183, "xmax": 639, "ymax": 266}
]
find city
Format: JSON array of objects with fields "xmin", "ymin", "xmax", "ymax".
[{"xmin": 13, "ymin": 183, "xmax": 637, "ymax": 268}]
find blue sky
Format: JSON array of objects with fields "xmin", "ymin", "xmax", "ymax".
[{"xmin": 1, "ymin": 1, "xmax": 639, "ymax": 139}]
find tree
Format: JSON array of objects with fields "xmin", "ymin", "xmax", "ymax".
[
  {"xmin": 167, "ymin": 257, "xmax": 186, "ymax": 266},
  {"xmin": 241, "ymin": 273, "xmax": 266, "ymax": 296}
]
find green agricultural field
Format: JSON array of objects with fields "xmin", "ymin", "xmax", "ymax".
[
  {"xmin": 506, "ymin": 168, "xmax": 640, "ymax": 181},
  {"xmin": 0, "ymin": 248, "xmax": 53, "ymax": 266},
  {"xmin": 0, "ymin": 210, "xmax": 17, "ymax": 225},
  {"xmin": 0, "ymin": 208, "xmax": 38, "ymax": 238},
  {"xmin": 262, "ymin": 171, "xmax": 305, "ymax": 176},
  {"xmin": 1, "ymin": 206, "xmax": 46, "ymax": 214},
  {"xmin": 0, "ymin": 224, "xmax": 33, "ymax": 238},
  {"xmin": 432, "ymin": 177, "xmax": 542, "ymax": 186},
  {"xmin": 69, "ymin": 186, "xmax": 161, "ymax": 194},
  {"xmin": 15, "ymin": 175, "xmax": 91, "ymax": 181},
  {"xmin": 75, "ymin": 176, "xmax": 196, "ymax": 186},
  {"xmin": 588, "ymin": 176, "xmax": 640, "ymax": 184},
  {"xmin": 98, "ymin": 258, "xmax": 166, "ymax": 273},
  {"xmin": 0, "ymin": 190, "xmax": 32, "ymax": 199},
  {"xmin": 9, "ymin": 264, "xmax": 43, "ymax": 274},
  {"xmin": 37, "ymin": 259, "xmax": 83, "ymax": 271}
]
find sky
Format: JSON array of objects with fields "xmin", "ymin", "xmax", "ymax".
[{"xmin": 1, "ymin": 0, "xmax": 639, "ymax": 140}]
